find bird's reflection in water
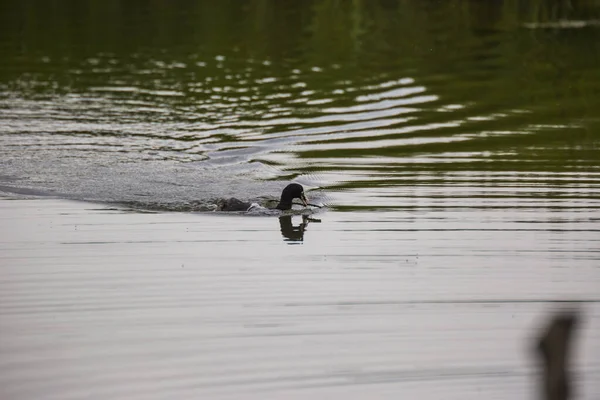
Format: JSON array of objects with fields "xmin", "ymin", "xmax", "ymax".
[{"xmin": 279, "ymin": 215, "xmax": 321, "ymax": 244}]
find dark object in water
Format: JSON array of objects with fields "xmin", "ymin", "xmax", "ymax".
[
  {"xmin": 217, "ymin": 183, "xmax": 309, "ymax": 212},
  {"xmin": 275, "ymin": 183, "xmax": 307, "ymax": 210},
  {"xmin": 293, "ymin": 201, "xmax": 322, "ymax": 208},
  {"xmin": 218, "ymin": 197, "xmax": 252, "ymax": 211},
  {"xmin": 536, "ymin": 311, "xmax": 579, "ymax": 400},
  {"xmin": 279, "ymin": 215, "xmax": 320, "ymax": 242},
  {"xmin": 279, "ymin": 215, "xmax": 306, "ymax": 242}
]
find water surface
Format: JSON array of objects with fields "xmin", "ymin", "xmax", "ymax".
[
  {"xmin": 1, "ymin": 1, "xmax": 600, "ymax": 399},
  {"xmin": 1, "ymin": 0, "xmax": 599, "ymax": 210},
  {"xmin": 1, "ymin": 200, "xmax": 599, "ymax": 400}
]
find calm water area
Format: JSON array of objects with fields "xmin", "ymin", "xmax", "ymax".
[{"xmin": 1, "ymin": 1, "xmax": 599, "ymax": 399}]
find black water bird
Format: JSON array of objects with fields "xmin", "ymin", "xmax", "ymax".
[
  {"xmin": 218, "ymin": 183, "xmax": 308, "ymax": 212},
  {"xmin": 275, "ymin": 183, "xmax": 308, "ymax": 210}
]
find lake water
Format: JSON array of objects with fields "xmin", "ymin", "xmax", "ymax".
[{"xmin": 1, "ymin": 1, "xmax": 599, "ymax": 399}]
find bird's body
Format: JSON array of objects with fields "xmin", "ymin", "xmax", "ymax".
[{"xmin": 217, "ymin": 197, "xmax": 252, "ymax": 211}]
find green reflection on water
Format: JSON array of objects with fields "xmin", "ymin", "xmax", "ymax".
[{"xmin": 0, "ymin": 0, "xmax": 599, "ymax": 210}]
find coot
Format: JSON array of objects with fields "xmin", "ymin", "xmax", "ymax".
[{"xmin": 218, "ymin": 183, "xmax": 308, "ymax": 212}]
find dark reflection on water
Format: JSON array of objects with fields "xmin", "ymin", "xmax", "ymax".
[
  {"xmin": 279, "ymin": 215, "xmax": 321, "ymax": 243},
  {"xmin": 279, "ymin": 215, "xmax": 307, "ymax": 243},
  {"xmin": 0, "ymin": 0, "xmax": 599, "ymax": 210}
]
